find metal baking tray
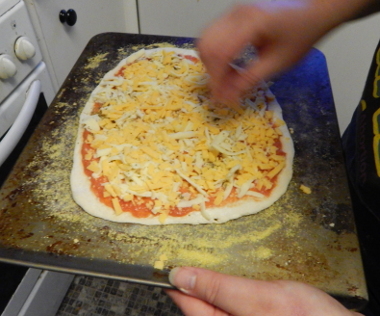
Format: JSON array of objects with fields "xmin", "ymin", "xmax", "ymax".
[{"xmin": 0, "ymin": 33, "xmax": 367, "ymax": 310}]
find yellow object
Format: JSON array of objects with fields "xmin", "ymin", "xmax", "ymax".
[{"xmin": 300, "ymin": 184, "xmax": 312, "ymax": 195}]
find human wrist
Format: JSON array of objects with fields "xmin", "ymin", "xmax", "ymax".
[{"xmin": 311, "ymin": 0, "xmax": 379, "ymax": 25}]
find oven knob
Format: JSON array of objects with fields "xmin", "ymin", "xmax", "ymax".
[
  {"xmin": 0, "ymin": 55, "xmax": 17, "ymax": 80},
  {"xmin": 14, "ymin": 37, "xmax": 36, "ymax": 61},
  {"xmin": 59, "ymin": 9, "xmax": 77, "ymax": 26}
]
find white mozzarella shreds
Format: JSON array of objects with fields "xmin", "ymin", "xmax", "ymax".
[{"xmin": 78, "ymin": 47, "xmax": 292, "ymax": 221}]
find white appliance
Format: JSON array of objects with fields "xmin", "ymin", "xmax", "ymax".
[{"xmin": 0, "ymin": 1, "xmax": 74, "ymax": 315}]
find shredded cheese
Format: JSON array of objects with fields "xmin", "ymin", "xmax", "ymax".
[
  {"xmin": 82, "ymin": 48, "xmax": 287, "ymax": 219},
  {"xmin": 300, "ymin": 184, "xmax": 312, "ymax": 194}
]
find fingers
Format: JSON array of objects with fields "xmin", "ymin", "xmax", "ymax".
[
  {"xmin": 197, "ymin": 2, "xmax": 323, "ymax": 103},
  {"xmin": 199, "ymin": 41, "xmax": 299, "ymax": 103},
  {"xmin": 197, "ymin": 4, "xmax": 262, "ymax": 102}
]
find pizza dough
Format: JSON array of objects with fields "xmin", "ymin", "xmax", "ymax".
[{"xmin": 70, "ymin": 47, "xmax": 294, "ymax": 225}]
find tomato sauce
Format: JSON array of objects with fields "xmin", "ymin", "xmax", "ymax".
[
  {"xmin": 183, "ymin": 54, "xmax": 199, "ymax": 63},
  {"xmin": 114, "ymin": 66, "xmax": 126, "ymax": 77},
  {"xmin": 92, "ymin": 102, "xmax": 102, "ymax": 114},
  {"xmin": 274, "ymin": 138, "xmax": 286, "ymax": 156}
]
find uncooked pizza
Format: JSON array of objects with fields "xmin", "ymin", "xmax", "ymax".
[{"xmin": 70, "ymin": 47, "xmax": 294, "ymax": 225}]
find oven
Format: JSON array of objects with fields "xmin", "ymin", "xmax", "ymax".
[{"xmin": 0, "ymin": 1, "xmax": 73, "ymax": 315}]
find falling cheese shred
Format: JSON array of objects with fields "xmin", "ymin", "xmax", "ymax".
[{"xmin": 81, "ymin": 48, "xmax": 287, "ymax": 220}]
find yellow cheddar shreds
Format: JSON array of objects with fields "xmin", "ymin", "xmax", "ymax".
[
  {"xmin": 86, "ymin": 134, "xmax": 94, "ymax": 143},
  {"xmin": 83, "ymin": 48, "xmax": 288, "ymax": 216},
  {"xmin": 86, "ymin": 160, "xmax": 100, "ymax": 173},
  {"xmin": 112, "ymin": 198, "xmax": 123, "ymax": 215},
  {"xmin": 158, "ymin": 212, "xmax": 169, "ymax": 224},
  {"xmin": 300, "ymin": 184, "xmax": 312, "ymax": 194},
  {"xmin": 267, "ymin": 162, "xmax": 285, "ymax": 179},
  {"xmin": 104, "ymin": 183, "xmax": 117, "ymax": 197},
  {"xmin": 264, "ymin": 110, "xmax": 273, "ymax": 120},
  {"xmin": 84, "ymin": 150, "xmax": 94, "ymax": 161},
  {"xmin": 214, "ymin": 190, "xmax": 224, "ymax": 206}
]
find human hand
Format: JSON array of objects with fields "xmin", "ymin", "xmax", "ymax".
[
  {"xmin": 166, "ymin": 267, "xmax": 363, "ymax": 316},
  {"xmin": 196, "ymin": 0, "xmax": 339, "ymax": 103}
]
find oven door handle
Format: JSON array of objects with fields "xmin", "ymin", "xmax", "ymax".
[{"xmin": 0, "ymin": 80, "xmax": 41, "ymax": 166}]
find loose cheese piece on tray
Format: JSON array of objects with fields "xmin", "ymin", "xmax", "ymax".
[
  {"xmin": 71, "ymin": 47, "xmax": 294, "ymax": 225},
  {"xmin": 300, "ymin": 184, "xmax": 312, "ymax": 194}
]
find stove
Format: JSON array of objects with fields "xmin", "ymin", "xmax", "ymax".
[{"xmin": 0, "ymin": 1, "xmax": 73, "ymax": 315}]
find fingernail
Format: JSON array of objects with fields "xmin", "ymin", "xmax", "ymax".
[{"xmin": 169, "ymin": 267, "xmax": 197, "ymax": 294}]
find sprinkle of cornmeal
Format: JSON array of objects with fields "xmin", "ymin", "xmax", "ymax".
[
  {"xmin": 255, "ymin": 246, "xmax": 273, "ymax": 259},
  {"xmin": 84, "ymin": 53, "xmax": 109, "ymax": 70},
  {"xmin": 81, "ymin": 48, "xmax": 287, "ymax": 219}
]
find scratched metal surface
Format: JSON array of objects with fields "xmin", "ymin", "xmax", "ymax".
[{"xmin": 0, "ymin": 33, "xmax": 367, "ymax": 310}]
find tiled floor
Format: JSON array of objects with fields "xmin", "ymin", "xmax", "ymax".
[{"xmin": 56, "ymin": 275, "xmax": 184, "ymax": 316}]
